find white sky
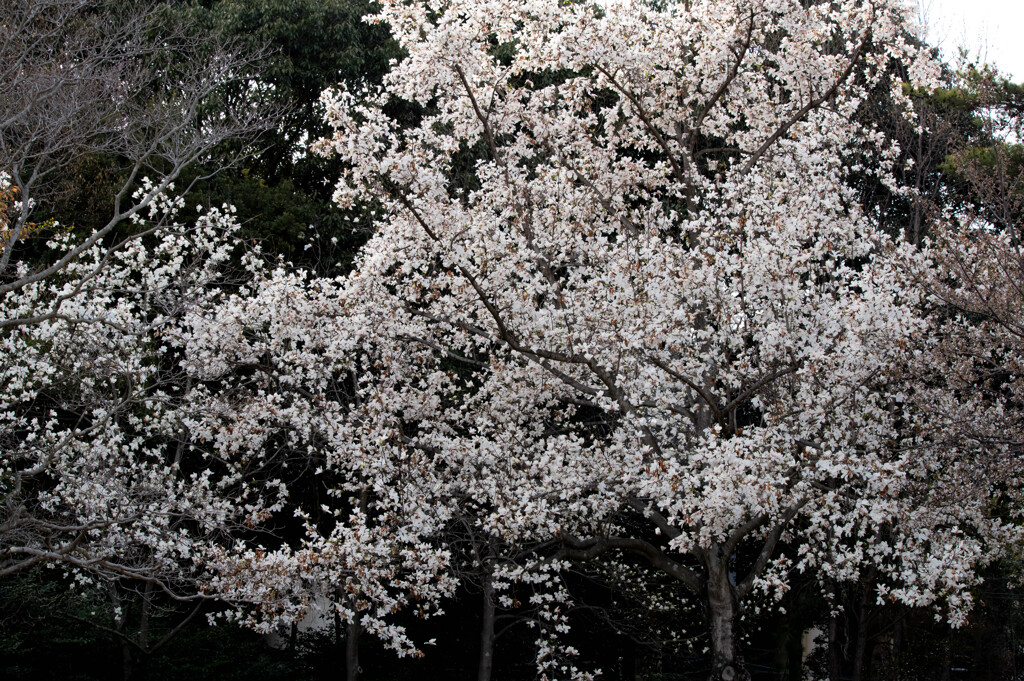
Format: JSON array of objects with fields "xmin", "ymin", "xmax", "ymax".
[{"xmin": 919, "ymin": 0, "xmax": 1024, "ymax": 82}]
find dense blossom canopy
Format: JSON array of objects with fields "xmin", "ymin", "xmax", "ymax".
[{"xmin": 3, "ymin": 1, "xmax": 1024, "ymax": 679}]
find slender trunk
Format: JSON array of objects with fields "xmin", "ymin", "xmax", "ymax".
[
  {"xmin": 346, "ymin": 615, "xmax": 361, "ymax": 681},
  {"xmin": 705, "ymin": 547, "xmax": 750, "ymax": 681},
  {"xmin": 772, "ymin": 615, "xmax": 793, "ymax": 681},
  {"xmin": 478, "ymin": 570, "xmax": 496, "ymax": 681},
  {"xmin": 938, "ymin": 627, "xmax": 951, "ymax": 681},
  {"xmin": 851, "ymin": 582, "xmax": 870, "ymax": 681},
  {"xmin": 132, "ymin": 583, "xmax": 153, "ymax": 681},
  {"xmin": 893, "ymin": 613, "xmax": 905, "ymax": 681},
  {"xmin": 827, "ymin": 612, "xmax": 842, "ymax": 681},
  {"xmin": 138, "ymin": 584, "xmax": 152, "ymax": 652},
  {"xmin": 912, "ymin": 127, "xmax": 924, "ymax": 246},
  {"xmin": 617, "ymin": 635, "xmax": 637, "ymax": 681},
  {"xmin": 108, "ymin": 583, "xmax": 135, "ymax": 681},
  {"xmin": 121, "ymin": 641, "xmax": 134, "ymax": 681}
]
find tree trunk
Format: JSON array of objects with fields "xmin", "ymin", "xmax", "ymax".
[
  {"xmin": 133, "ymin": 583, "xmax": 153, "ymax": 681},
  {"xmin": 706, "ymin": 548, "xmax": 750, "ymax": 681},
  {"xmin": 938, "ymin": 629, "xmax": 951, "ymax": 681},
  {"xmin": 121, "ymin": 641, "xmax": 134, "ymax": 681},
  {"xmin": 138, "ymin": 585, "xmax": 151, "ymax": 652},
  {"xmin": 108, "ymin": 583, "xmax": 135, "ymax": 681},
  {"xmin": 851, "ymin": 582, "xmax": 870, "ymax": 681},
  {"xmin": 771, "ymin": 613, "xmax": 790, "ymax": 680},
  {"xmin": 827, "ymin": 611, "xmax": 842, "ymax": 681},
  {"xmin": 478, "ymin": 570, "xmax": 496, "ymax": 681},
  {"xmin": 346, "ymin": 615, "xmax": 361, "ymax": 681}
]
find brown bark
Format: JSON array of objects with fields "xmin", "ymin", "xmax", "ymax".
[
  {"xmin": 478, "ymin": 571, "xmax": 496, "ymax": 681},
  {"xmin": 706, "ymin": 547, "xmax": 750, "ymax": 681},
  {"xmin": 346, "ymin": 615, "xmax": 361, "ymax": 681}
]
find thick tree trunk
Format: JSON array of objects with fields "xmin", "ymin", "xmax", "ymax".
[
  {"xmin": 478, "ymin": 571, "xmax": 496, "ymax": 681},
  {"xmin": 346, "ymin": 615, "xmax": 361, "ymax": 681},
  {"xmin": 706, "ymin": 549, "xmax": 750, "ymax": 681}
]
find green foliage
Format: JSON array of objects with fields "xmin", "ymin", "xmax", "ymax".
[
  {"xmin": 196, "ymin": 0, "xmax": 401, "ymax": 185},
  {"xmin": 145, "ymin": 0, "xmax": 405, "ymax": 270},
  {"xmin": 0, "ymin": 572, "xmax": 117, "ymax": 680},
  {"xmin": 0, "ymin": 571, "xmax": 296, "ymax": 681},
  {"xmin": 942, "ymin": 143, "xmax": 1024, "ymax": 184},
  {"xmin": 146, "ymin": 625, "xmax": 295, "ymax": 681},
  {"xmin": 934, "ymin": 66, "xmax": 1024, "ymax": 234}
]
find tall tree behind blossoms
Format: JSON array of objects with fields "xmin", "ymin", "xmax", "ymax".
[
  {"xmin": 919, "ymin": 66, "xmax": 1024, "ymax": 548},
  {"xmin": 300, "ymin": 0, "xmax": 1024, "ymax": 679}
]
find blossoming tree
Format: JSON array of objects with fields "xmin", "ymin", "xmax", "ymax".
[
  {"xmin": 0, "ymin": 172, "xmax": 458, "ymax": 671},
  {"xmin": 0, "ymin": 177, "xmax": 277, "ymax": 587},
  {"xmin": 302, "ymin": 0, "xmax": 1024, "ymax": 678},
  {"xmin": 10, "ymin": 1, "xmax": 1020, "ymax": 679},
  {"xmin": 0, "ymin": 0, "xmax": 283, "ymax": 614}
]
